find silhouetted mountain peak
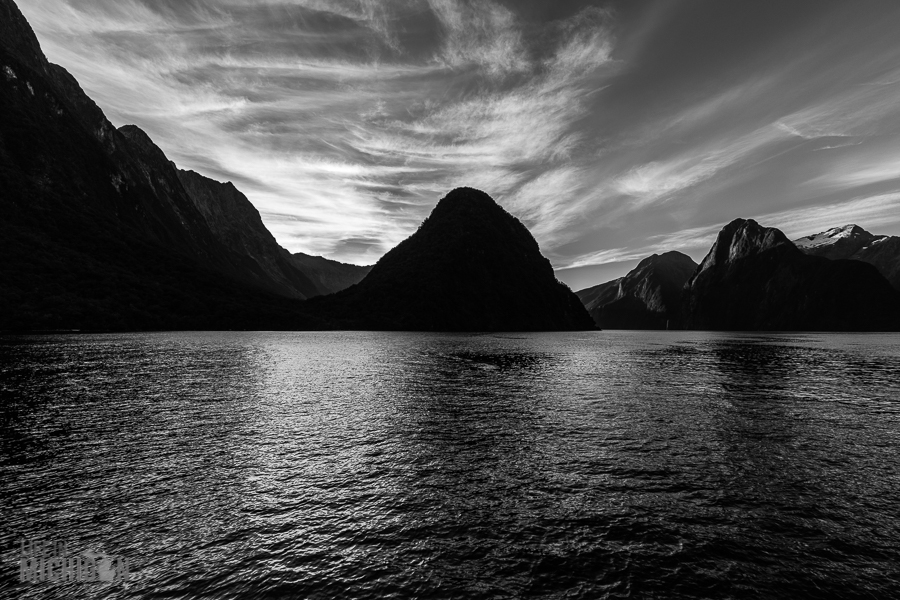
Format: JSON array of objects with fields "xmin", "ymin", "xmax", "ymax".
[
  {"xmin": 634, "ymin": 251, "xmax": 694, "ymax": 272},
  {"xmin": 431, "ymin": 186, "xmax": 501, "ymax": 215},
  {"xmin": 313, "ymin": 187, "xmax": 594, "ymax": 331},
  {"xmin": 418, "ymin": 187, "xmax": 538, "ymax": 249}
]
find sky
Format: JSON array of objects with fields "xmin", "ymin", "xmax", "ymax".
[{"xmin": 18, "ymin": 0, "xmax": 900, "ymax": 289}]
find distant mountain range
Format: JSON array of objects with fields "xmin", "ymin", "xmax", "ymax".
[
  {"xmin": 289, "ymin": 253, "xmax": 372, "ymax": 297},
  {"xmin": 577, "ymin": 220, "xmax": 900, "ymax": 331}
]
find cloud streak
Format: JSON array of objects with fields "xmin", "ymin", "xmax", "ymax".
[{"xmin": 17, "ymin": 0, "xmax": 900, "ymax": 278}]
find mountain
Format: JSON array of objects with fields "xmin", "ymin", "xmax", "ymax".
[
  {"xmin": 793, "ymin": 224, "xmax": 880, "ymax": 259},
  {"xmin": 794, "ymin": 224, "xmax": 900, "ymax": 291},
  {"xmin": 174, "ymin": 166, "xmax": 319, "ymax": 299},
  {"xmin": 0, "ymin": 0, "xmax": 48, "ymax": 76},
  {"xmin": 0, "ymin": 0, "xmax": 323, "ymax": 330},
  {"xmin": 576, "ymin": 278, "xmax": 621, "ymax": 317},
  {"xmin": 853, "ymin": 238, "xmax": 900, "ymax": 292},
  {"xmin": 683, "ymin": 219, "xmax": 900, "ymax": 331},
  {"xmin": 309, "ymin": 187, "xmax": 595, "ymax": 331},
  {"xmin": 290, "ymin": 253, "xmax": 372, "ymax": 296},
  {"xmin": 576, "ymin": 251, "xmax": 698, "ymax": 329},
  {"xmin": 0, "ymin": 0, "xmax": 592, "ymax": 332}
]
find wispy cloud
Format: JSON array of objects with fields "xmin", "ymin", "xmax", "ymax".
[
  {"xmin": 17, "ymin": 0, "xmax": 900, "ymax": 275},
  {"xmin": 803, "ymin": 152, "xmax": 900, "ymax": 191},
  {"xmin": 776, "ymin": 68, "xmax": 900, "ymax": 140},
  {"xmin": 20, "ymin": 0, "xmax": 617, "ymax": 263},
  {"xmin": 427, "ymin": 0, "xmax": 529, "ymax": 77},
  {"xmin": 565, "ymin": 223, "xmax": 722, "ymax": 269}
]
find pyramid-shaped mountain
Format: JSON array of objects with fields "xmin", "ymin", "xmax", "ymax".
[
  {"xmin": 311, "ymin": 187, "xmax": 595, "ymax": 331},
  {"xmin": 683, "ymin": 219, "xmax": 900, "ymax": 331},
  {"xmin": 577, "ymin": 251, "xmax": 697, "ymax": 329}
]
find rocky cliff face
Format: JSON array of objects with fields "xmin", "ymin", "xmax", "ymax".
[
  {"xmin": 683, "ymin": 219, "xmax": 900, "ymax": 331},
  {"xmin": 577, "ymin": 252, "xmax": 697, "ymax": 329},
  {"xmin": 794, "ymin": 225, "xmax": 900, "ymax": 291},
  {"xmin": 311, "ymin": 187, "xmax": 595, "ymax": 331}
]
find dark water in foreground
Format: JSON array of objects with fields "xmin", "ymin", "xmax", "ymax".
[{"xmin": 1, "ymin": 331, "xmax": 899, "ymax": 599}]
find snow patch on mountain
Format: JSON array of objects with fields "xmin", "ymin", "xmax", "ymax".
[{"xmin": 793, "ymin": 224, "xmax": 869, "ymax": 249}]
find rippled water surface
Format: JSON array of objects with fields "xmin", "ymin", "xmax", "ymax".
[{"xmin": 1, "ymin": 331, "xmax": 899, "ymax": 599}]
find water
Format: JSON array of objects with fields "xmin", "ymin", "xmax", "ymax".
[{"xmin": 1, "ymin": 331, "xmax": 899, "ymax": 599}]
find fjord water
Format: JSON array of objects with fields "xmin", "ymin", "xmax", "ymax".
[{"xmin": 1, "ymin": 332, "xmax": 899, "ymax": 599}]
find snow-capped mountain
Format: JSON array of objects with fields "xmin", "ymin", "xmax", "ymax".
[
  {"xmin": 793, "ymin": 224, "xmax": 883, "ymax": 254},
  {"xmin": 793, "ymin": 225, "xmax": 900, "ymax": 291}
]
